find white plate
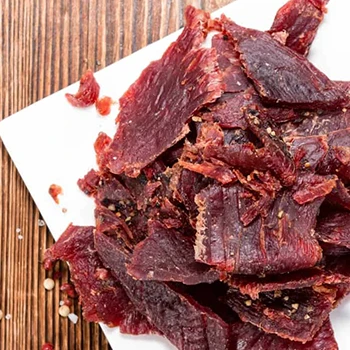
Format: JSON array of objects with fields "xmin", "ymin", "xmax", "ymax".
[{"xmin": 1, "ymin": 0, "xmax": 350, "ymax": 348}]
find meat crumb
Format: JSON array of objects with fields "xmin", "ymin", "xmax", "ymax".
[
  {"xmin": 41, "ymin": 343, "xmax": 54, "ymax": 350},
  {"xmin": 96, "ymin": 96, "xmax": 114, "ymax": 116},
  {"xmin": 49, "ymin": 184, "xmax": 63, "ymax": 204}
]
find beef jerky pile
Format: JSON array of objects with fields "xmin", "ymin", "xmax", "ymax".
[{"xmin": 45, "ymin": 1, "xmax": 350, "ymax": 349}]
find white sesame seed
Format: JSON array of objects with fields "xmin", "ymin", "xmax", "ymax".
[
  {"xmin": 283, "ymin": 296, "xmax": 289, "ymax": 301},
  {"xmin": 43, "ymin": 278, "xmax": 55, "ymax": 291},
  {"xmin": 343, "ymin": 108, "xmax": 347, "ymax": 113},
  {"xmin": 270, "ymin": 130, "xmax": 276, "ymax": 136},
  {"xmin": 18, "ymin": 235, "xmax": 24, "ymax": 240},
  {"xmin": 38, "ymin": 219, "xmax": 46, "ymax": 227},
  {"xmin": 5, "ymin": 314, "xmax": 11, "ymax": 320},
  {"xmin": 59, "ymin": 305, "xmax": 70, "ymax": 318},
  {"xmin": 108, "ymin": 204, "xmax": 116, "ymax": 211},
  {"xmin": 278, "ymin": 210, "xmax": 284, "ymax": 219},
  {"xmin": 245, "ymin": 300, "xmax": 252, "ymax": 306},
  {"xmin": 68, "ymin": 313, "xmax": 79, "ymax": 324},
  {"xmin": 292, "ymin": 303, "xmax": 299, "ymax": 310},
  {"xmin": 59, "ymin": 301, "xmax": 65, "ymax": 306},
  {"xmin": 15, "ymin": 228, "xmax": 21, "ymax": 234},
  {"xmin": 304, "ymin": 314, "xmax": 310, "ymax": 320}
]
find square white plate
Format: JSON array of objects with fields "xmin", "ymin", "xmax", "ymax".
[{"xmin": 1, "ymin": 0, "xmax": 350, "ymax": 348}]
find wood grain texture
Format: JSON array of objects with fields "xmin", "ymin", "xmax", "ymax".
[{"xmin": 0, "ymin": 0, "xmax": 231, "ymax": 349}]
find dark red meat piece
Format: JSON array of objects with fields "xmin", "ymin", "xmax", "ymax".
[
  {"xmin": 326, "ymin": 179, "xmax": 350, "ymax": 210},
  {"xmin": 211, "ymin": 33, "xmax": 250, "ymax": 93},
  {"xmin": 230, "ymin": 318, "xmax": 338, "ymax": 350},
  {"xmin": 292, "ymin": 173, "xmax": 336, "ymax": 205},
  {"xmin": 95, "ymin": 96, "xmax": 113, "ymax": 116},
  {"xmin": 105, "ymin": 7, "xmax": 224, "ymax": 177},
  {"xmin": 269, "ymin": 0, "xmax": 329, "ymax": 56},
  {"xmin": 95, "ymin": 231, "xmax": 232, "ymax": 350},
  {"xmin": 44, "ymin": 225, "xmax": 155, "ymax": 333},
  {"xmin": 195, "ymin": 183, "xmax": 322, "ymax": 274},
  {"xmin": 127, "ymin": 220, "xmax": 221, "ymax": 285},
  {"xmin": 225, "ymin": 286, "xmax": 336, "ymax": 343},
  {"xmin": 316, "ymin": 212, "xmax": 350, "ymax": 249},
  {"xmin": 228, "ymin": 267, "xmax": 349, "ymax": 300},
  {"xmin": 220, "ymin": 17, "xmax": 348, "ymax": 110},
  {"xmin": 65, "ymin": 69, "xmax": 100, "ymax": 107}
]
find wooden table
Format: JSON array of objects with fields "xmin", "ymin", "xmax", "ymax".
[{"xmin": 0, "ymin": 1, "xmax": 231, "ymax": 349}]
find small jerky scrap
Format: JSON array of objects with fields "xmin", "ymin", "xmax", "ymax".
[
  {"xmin": 292, "ymin": 173, "xmax": 337, "ymax": 205},
  {"xmin": 230, "ymin": 318, "xmax": 338, "ymax": 350},
  {"xmin": 95, "ymin": 231, "xmax": 232, "ymax": 350},
  {"xmin": 229, "ymin": 267, "xmax": 349, "ymax": 300},
  {"xmin": 220, "ymin": 17, "xmax": 348, "ymax": 110},
  {"xmin": 225, "ymin": 286, "xmax": 336, "ymax": 343},
  {"xmin": 105, "ymin": 7, "xmax": 223, "ymax": 177},
  {"xmin": 316, "ymin": 212, "xmax": 350, "ymax": 250},
  {"xmin": 43, "ymin": 225, "xmax": 155, "ymax": 333},
  {"xmin": 269, "ymin": 0, "xmax": 329, "ymax": 56},
  {"xmin": 65, "ymin": 69, "xmax": 100, "ymax": 107},
  {"xmin": 128, "ymin": 220, "xmax": 221, "ymax": 285},
  {"xmin": 195, "ymin": 183, "xmax": 322, "ymax": 275}
]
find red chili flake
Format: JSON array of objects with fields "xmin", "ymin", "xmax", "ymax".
[
  {"xmin": 49, "ymin": 184, "xmax": 63, "ymax": 204},
  {"xmin": 41, "ymin": 343, "xmax": 54, "ymax": 350},
  {"xmin": 62, "ymin": 299, "xmax": 73, "ymax": 307},
  {"xmin": 96, "ymin": 96, "xmax": 114, "ymax": 116},
  {"xmin": 65, "ymin": 69, "xmax": 100, "ymax": 107},
  {"xmin": 60, "ymin": 283, "xmax": 77, "ymax": 298},
  {"xmin": 43, "ymin": 257, "xmax": 55, "ymax": 271}
]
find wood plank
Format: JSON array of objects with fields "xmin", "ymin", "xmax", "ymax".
[{"xmin": 0, "ymin": 0, "xmax": 231, "ymax": 349}]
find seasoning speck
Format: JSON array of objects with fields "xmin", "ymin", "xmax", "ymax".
[
  {"xmin": 307, "ymin": 306, "xmax": 314, "ymax": 313},
  {"xmin": 43, "ymin": 278, "xmax": 55, "ymax": 291},
  {"xmin": 304, "ymin": 314, "xmax": 310, "ymax": 320},
  {"xmin": 292, "ymin": 303, "xmax": 299, "ymax": 310},
  {"xmin": 38, "ymin": 219, "xmax": 46, "ymax": 227},
  {"xmin": 343, "ymin": 108, "xmax": 347, "ymax": 113},
  {"xmin": 304, "ymin": 162, "xmax": 311, "ymax": 168},
  {"xmin": 277, "ymin": 210, "xmax": 284, "ymax": 219},
  {"xmin": 283, "ymin": 296, "xmax": 289, "ymax": 301},
  {"xmin": 68, "ymin": 313, "xmax": 79, "ymax": 324},
  {"xmin": 245, "ymin": 300, "xmax": 252, "ymax": 306},
  {"xmin": 5, "ymin": 314, "xmax": 11, "ymax": 320},
  {"xmin": 59, "ymin": 305, "xmax": 70, "ymax": 318},
  {"xmin": 108, "ymin": 204, "xmax": 116, "ymax": 211},
  {"xmin": 274, "ymin": 290, "xmax": 282, "ymax": 298}
]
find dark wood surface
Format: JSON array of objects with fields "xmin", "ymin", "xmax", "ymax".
[{"xmin": 0, "ymin": 1, "xmax": 231, "ymax": 349}]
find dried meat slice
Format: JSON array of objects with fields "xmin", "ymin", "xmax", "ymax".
[
  {"xmin": 195, "ymin": 183, "xmax": 322, "ymax": 275},
  {"xmin": 269, "ymin": 0, "xmax": 329, "ymax": 56},
  {"xmin": 220, "ymin": 17, "xmax": 348, "ymax": 110},
  {"xmin": 228, "ymin": 267, "xmax": 349, "ymax": 300},
  {"xmin": 95, "ymin": 231, "xmax": 232, "ymax": 350},
  {"xmin": 225, "ymin": 286, "xmax": 336, "ymax": 343},
  {"xmin": 105, "ymin": 7, "xmax": 224, "ymax": 177},
  {"xmin": 43, "ymin": 225, "xmax": 155, "ymax": 334},
  {"xmin": 316, "ymin": 212, "xmax": 350, "ymax": 250},
  {"xmin": 127, "ymin": 220, "xmax": 221, "ymax": 285},
  {"xmin": 230, "ymin": 318, "xmax": 338, "ymax": 350}
]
